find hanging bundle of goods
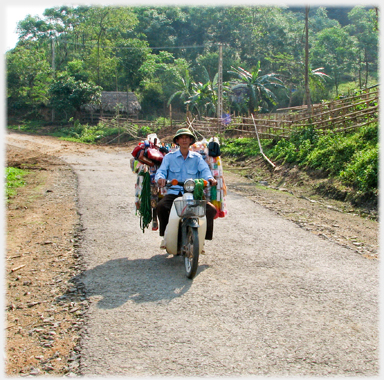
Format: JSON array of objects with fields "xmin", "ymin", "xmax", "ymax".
[
  {"xmin": 190, "ymin": 137, "xmax": 227, "ymax": 218},
  {"xmin": 130, "ymin": 134, "xmax": 169, "ymax": 232}
]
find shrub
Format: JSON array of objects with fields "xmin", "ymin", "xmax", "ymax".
[
  {"xmin": 305, "ymin": 134, "xmax": 356, "ymax": 174},
  {"xmin": 340, "ymin": 145, "xmax": 378, "ymax": 192},
  {"xmin": 269, "ymin": 139, "xmax": 297, "ymax": 163},
  {"xmin": 220, "ymin": 138, "xmax": 262, "ymax": 157},
  {"xmin": 138, "ymin": 125, "xmax": 153, "ymax": 137}
]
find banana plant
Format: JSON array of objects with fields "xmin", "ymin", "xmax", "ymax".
[
  {"xmin": 167, "ymin": 68, "xmax": 193, "ymax": 112},
  {"xmin": 187, "ymin": 65, "xmax": 232, "ymax": 118}
]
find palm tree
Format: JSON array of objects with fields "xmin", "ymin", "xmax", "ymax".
[{"xmin": 228, "ymin": 62, "xmax": 285, "ymax": 115}]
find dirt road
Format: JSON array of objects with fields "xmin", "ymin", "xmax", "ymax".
[{"xmin": 5, "ymin": 131, "xmax": 379, "ymax": 376}]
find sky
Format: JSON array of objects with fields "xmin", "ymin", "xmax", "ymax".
[{"xmin": 5, "ymin": 6, "xmax": 48, "ymax": 52}]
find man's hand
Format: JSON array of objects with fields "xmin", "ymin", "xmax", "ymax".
[
  {"xmin": 157, "ymin": 178, "xmax": 166, "ymax": 188},
  {"xmin": 209, "ymin": 178, "xmax": 217, "ymax": 187}
]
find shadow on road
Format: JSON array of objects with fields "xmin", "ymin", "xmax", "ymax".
[{"xmin": 69, "ymin": 254, "xmax": 208, "ymax": 309}]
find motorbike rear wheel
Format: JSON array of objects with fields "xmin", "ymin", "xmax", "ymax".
[{"xmin": 184, "ymin": 226, "xmax": 199, "ymax": 279}]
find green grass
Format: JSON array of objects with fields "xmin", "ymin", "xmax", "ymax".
[
  {"xmin": 5, "ymin": 167, "xmax": 28, "ymax": 199},
  {"xmin": 7, "ymin": 118, "xmax": 161, "ymax": 144}
]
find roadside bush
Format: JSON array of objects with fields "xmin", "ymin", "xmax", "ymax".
[
  {"xmin": 154, "ymin": 117, "xmax": 171, "ymax": 128},
  {"xmin": 220, "ymin": 138, "xmax": 262, "ymax": 157},
  {"xmin": 138, "ymin": 125, "xmax": 153, "ymax": 137},
  {"xmin": 268, "ymin": 127, "xmax": 319, "ymax": 163},
  {"xmin": 269, "ymin": 139, "xmax": 297, "ymax": 163},
  {"xmin": 340, "ymin": 146, "xmax": 378, "ymax": 192},
  {"xmin": 8, "ymin": 121, "xmax": 44, "ymax": 133},
  {"xmin": 53, "ymin": 121, "xmax": 120, "ymax": 143},
  {"xmin": 305, "ymin": 134, "xmax": 356, "ymax": 174}
]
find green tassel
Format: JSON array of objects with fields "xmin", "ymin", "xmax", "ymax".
[{"xmin": 139, "ymin": 171, "xmax": 152, "ymax": 232}]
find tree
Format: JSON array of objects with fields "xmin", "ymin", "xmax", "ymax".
[
  {"xmin": 310, "ymin": 26, "xmax": 357, "ymax": 95},
  {"xmin": 7, "ymin": 43, "xmax": 53, "ymax": 116},
  {"xmin": 80, "ymin": 6, "xmax": 138, "ymax": 86},
  {"xmin": 346, "ymin": 6, "xmax": 379, "ymax": 87},
  {"xmin": 7, "ymin": 5, "xmax": 379, "ymax": 121},
  {"xmin": 49, "ymin": 72, "xmax": 101, "ymax": 121},
  {"xmin": 139, "ymin": 51, "xmax": 190, "ymax": 116},
  {"xmin": 228, "ymin": 62, "xmax": 285, "ymax": 114},
  {"xmin": 115, "ymin": 39, "xmax": 150, "ymax": 91}
]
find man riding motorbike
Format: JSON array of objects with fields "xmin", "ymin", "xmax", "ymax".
[{"xmin": 155, "ymin": 128, "xmax": 217, "ymax": 246}]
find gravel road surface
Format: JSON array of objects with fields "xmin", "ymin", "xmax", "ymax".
[{"xmin": 6, "ymin": 132, "xmax": 379, "ymax": 376}]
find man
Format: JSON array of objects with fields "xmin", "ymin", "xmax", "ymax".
[{"xmin": 155, "ymin": 128, "xmax": 217, "ymax": 244}]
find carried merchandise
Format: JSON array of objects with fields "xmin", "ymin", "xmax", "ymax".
[
  {"xmin": 190, "ymin": 137, "xmax": 227, "ymax": 218},
  {"xmin": 131, "ymin": 137, "xmax": 166, "ymax": 167},
  {"xmin": 132, "ymin": 133, "xmax": 226, "ymax": 234},
  {"xmin": 131, "ymin": 134, "xmax": 169, "ymax": 231}
]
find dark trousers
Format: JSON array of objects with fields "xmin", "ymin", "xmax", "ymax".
[{"xmin": 156, "ymin": 194, "xmax": 217, "ymax": 240}]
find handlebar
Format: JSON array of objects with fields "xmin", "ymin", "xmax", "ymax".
[{"xmin": 161, "ymin": 178, "xmax": 210, "ymax": 188}]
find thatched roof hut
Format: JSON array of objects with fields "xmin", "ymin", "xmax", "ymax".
[{"xmin": 83, "ymin": 91, "xmax": 141, "ymax": 116}]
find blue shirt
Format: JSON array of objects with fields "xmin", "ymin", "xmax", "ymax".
[{"xmin": 155, "ymin": 149, "xmax": 213, "ymax": 195}]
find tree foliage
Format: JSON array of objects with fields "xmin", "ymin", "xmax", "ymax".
[{"xmin": 7, "ymin": 5, "xmax": 379, "ymax": 121}]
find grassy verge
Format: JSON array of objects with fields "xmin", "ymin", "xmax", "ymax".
[
  {"xmin": 5, "ymin": 167, "xmax": 28, "ymax": 199},
  {"xmin": 7, "ymin": 118, "xmax": 167, "ymax": 144}
]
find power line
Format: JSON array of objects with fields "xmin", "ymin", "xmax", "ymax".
[{"xmin": 61, "ymin": 40, "xmax": 209, "ymax": 50}]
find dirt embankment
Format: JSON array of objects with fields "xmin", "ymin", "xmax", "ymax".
[
  {"xmin": 5, "ymin": 144, "xmax": 85, "ymax": 376},
  {"xmin": 4, "ymin": 132, "xmax": 378, "ymax": 376}
]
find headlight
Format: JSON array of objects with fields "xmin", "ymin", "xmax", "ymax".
[{"xmin": 184, "ymin": 179, "xmax": 195, "ymax": 192}]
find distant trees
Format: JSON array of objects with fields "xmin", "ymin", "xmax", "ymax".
[
  {"xmin": 6, "ymin": 5, "xmax": 379, "ymax": 121},
  {"xmin": 311, "ymin": 26, "xmax": 357, "ymax": 96},
  {"xmin": 346, "ymin": 6, "xmax": 378, "ymax": 88},
  {"xmin": 7, "ymin": 44, "xmax": 52, "ymax": 116}
]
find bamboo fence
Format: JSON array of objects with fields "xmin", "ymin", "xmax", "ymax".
[
  {"xmin": 84, "ymin": 86, "xmax": 378, "ymax": 142},
  {"xmin": 193, "ymin": 86, "xmax": 379, "ymax": 140}
]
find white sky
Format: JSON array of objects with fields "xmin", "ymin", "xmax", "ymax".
[{"xmin": 4, "ymin": 6, "xmax": 48, "ymax": 52}]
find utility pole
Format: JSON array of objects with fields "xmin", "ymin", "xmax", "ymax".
[
  {"xmin": 304, "ymin": 6, "xmax": 312, "ymax": 113},
  {"xmin": 217, "ymin": 43, "xmax": 223, "ymax": 130},
  {"xmin": 52, "ymin": 37, "xmax": 55, "ymax": 122}
]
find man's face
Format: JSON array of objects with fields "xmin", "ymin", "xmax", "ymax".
[{"xmin": 176, "ymin": 134, "xmax": 193, "ymax": 148}]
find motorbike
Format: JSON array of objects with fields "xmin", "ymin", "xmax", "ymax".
[{"xmin": 162, "ymin": 178, "xmax": 209, "ymax": 279}]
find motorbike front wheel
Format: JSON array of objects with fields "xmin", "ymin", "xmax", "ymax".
[{"xmin": 184, "ymin": 226, "xmax": 199, "ymax": 279}]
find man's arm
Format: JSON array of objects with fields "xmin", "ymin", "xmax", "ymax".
[{"xmin": 155, "ymin": 154, "xmax": 169, "ymax": 187}]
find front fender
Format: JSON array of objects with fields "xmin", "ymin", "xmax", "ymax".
[{"xmin": 184, "ymin": 217, "xmax": 200, "ymax": 229}]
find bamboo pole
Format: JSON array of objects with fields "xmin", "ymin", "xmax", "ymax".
[{"xmin": 251, "ymin": 114, "xmax": 276, "ymax": 169}]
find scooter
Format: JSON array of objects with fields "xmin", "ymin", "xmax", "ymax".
[{"xmin": 162, "ymin": 178, "xmax": 208, "ymax": 279}]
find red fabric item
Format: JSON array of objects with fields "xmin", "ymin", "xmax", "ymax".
[
  {"xmin": 146, "ymin": 147, "xmax": 164, "ymax": 163},
  {"xmin": 131, "ymin": 143, "xmax": 144, "ymax": 158}
]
